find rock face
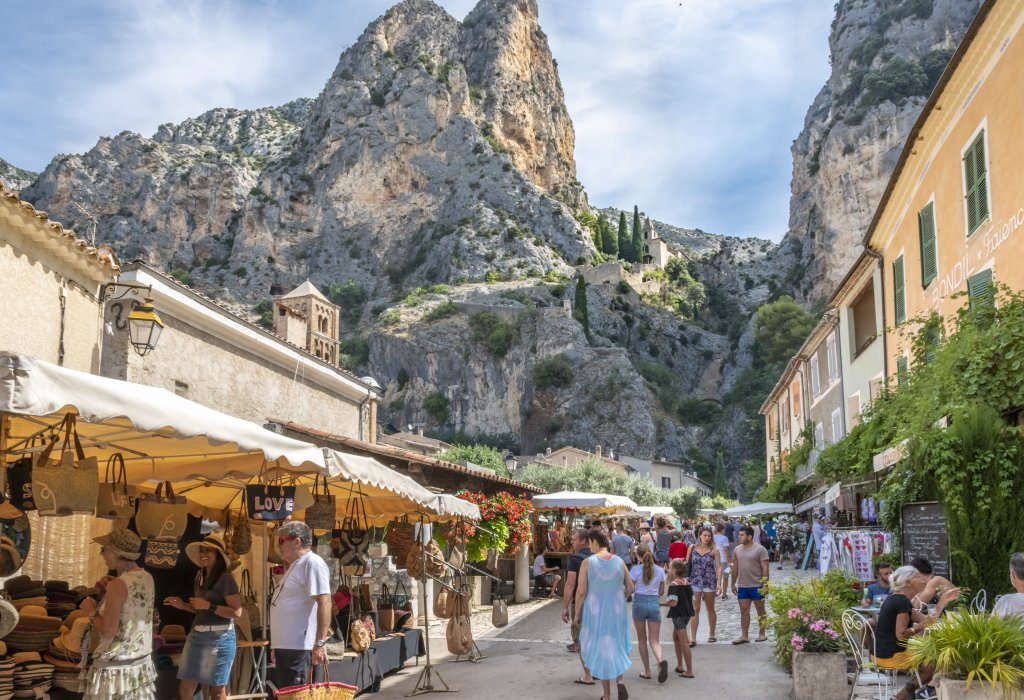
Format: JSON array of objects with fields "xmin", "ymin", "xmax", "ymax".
[
  {"xmin": 784, "ymin": 0, "xmax": 981, "ymax": 300},
  {"xmin": 0, "ymin": 158, "xmax": 36, "ymax": 193},
  {"xmin": 23, "ymin": 0, "xmax": 589, "ymax": 302}
]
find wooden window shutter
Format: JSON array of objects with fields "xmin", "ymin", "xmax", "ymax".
[
  {"xmin": 968, "ymin": 268, "xmax": 994, "ymax": 311},
  {"xmin": 923, "ymin": 323, "xmax": 941, "ymax": 364},
  {"xmin": 964, "ymin": 131, "xmax": 989, "ymax": 236},
  {"xmin": 893, "ymin": 255, "xmax": 906, "ymax": 325},
  {"xmin": 918, "ymin": 202, "xmax": 937, "ymax": 286},
  {"xmin": 896, "ymin": 356, "xmax": 909, "ymax": 385}
]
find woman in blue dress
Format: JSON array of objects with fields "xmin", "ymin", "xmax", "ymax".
[{"xmin": 574, "ymin": 529, "xmax": 634, "ymax": 700}]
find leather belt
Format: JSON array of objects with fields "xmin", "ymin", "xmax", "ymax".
[{"xmin": 192, "ymin": 624, "xmax": 233, "ymax": 633}]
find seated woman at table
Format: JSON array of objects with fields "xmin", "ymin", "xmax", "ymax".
[
  {"xmin": 874, "ymin": 566, "xmax": 960, "ymax": 700},
  {"xmin": 909, "ymin": 557, "xmax": 955, "ymax": 612}
]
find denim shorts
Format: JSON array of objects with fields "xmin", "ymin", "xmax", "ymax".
[
  {"xmin": 178, "ymin": 629, "xmax": 236, "ymax": 686},
  {"xmin": 632, "ymin": 594, "xmax": 661, "ymax": 622}
]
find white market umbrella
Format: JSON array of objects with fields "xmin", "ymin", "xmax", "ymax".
[
  {"xmin": 532, "ymin": 491, "xmax": 638, "ymax": 513},
  {"xmin": 724, "ymin": 502, "xmax": 794, "ymax": 517}
]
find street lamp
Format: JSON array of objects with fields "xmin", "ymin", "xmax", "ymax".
[
  {"xmin": 127, "ymin": 298, "xmax": 164, "ymax": 356},
  {"xmin": 504, "ymin": 452, "xmax": 518, "ymax": 474}
]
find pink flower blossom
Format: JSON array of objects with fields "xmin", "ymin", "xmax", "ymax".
[
  {"xmin": 790, "ymin": 634, "xmax": 806, "ymax": 651},
  {"xmin": 788, "ymin": 608, "xmax": 802, "ymax": 619}
]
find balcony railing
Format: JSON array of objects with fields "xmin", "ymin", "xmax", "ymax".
[{"xmin": 795, "ymin": 450, "xmax": 819, "ymax": 484}]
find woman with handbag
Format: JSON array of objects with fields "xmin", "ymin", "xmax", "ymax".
[
  {"xmin": 81, "ymin": 528, "xmax": 157, "ymax": 700},
  {"xmin": 164, "ymin": 533, "xmax": 241, "ymax": 700}
]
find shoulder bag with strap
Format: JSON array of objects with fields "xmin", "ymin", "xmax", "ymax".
[
  {"xmin": 334, "ymin": 494, "xmax": 369, "ymax": 575},
  {"xmin": 136, "ymin": 481, "xmax": 188, "ymax": 539},
  {"xmin": 240, "ymin": 569, "xmax": 261, "ymax": 632},
  {"xmin": 491, "ymin": 583, "xmax": 508, "ymax": 628},
  {"xmin": 304, "ymin": 474, "xmax": 335, "ymax": 532},
  {"xmin": 434, "ymin": 574, "xmax": 453, "ymax": 620},
  {"xmin": 96, "ymin": 453, "xmax": 134, "ymax": 520},
  {"xmin": 377, "ymin": 584, "xmax": 395, "ymax": 632}
]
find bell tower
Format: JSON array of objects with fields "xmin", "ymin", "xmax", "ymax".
[{"xmin": 273, "ymin": 280, "xmax": 341, "ymax": 365}]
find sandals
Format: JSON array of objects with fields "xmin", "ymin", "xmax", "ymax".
[
  {"xmin": 732, "ymin": 638, "xmax": 750, "ymax": 645},
  {"xmin": 688, "ymin": 640, "xmax": 696, "ymax": 648},
  {"xmin": 657, "ymin": 660, "xmax": 668, "ymax": 684},
  {"xmin": 679, "ymin": 671, "xmax": 695, "ymax": 679},
  {"xmin": 754, "ymin": 636, "xmax": 768, "ymax": 642},
  {"xmin": 708, "ymin": 636, "xmax": 717, "ymax": 643},
  {"xmin": 617, "ymin": 682, "xmax": 628, "ymax": 700},
  {"xmin": 574, "ymin": 678, "xmax": 595, "ymax": 686}
]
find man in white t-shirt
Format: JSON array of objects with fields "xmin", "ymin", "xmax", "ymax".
[
  {"xmin": 713, "ymin": 523, "xmax": 731, "ymax": 599},
  {"xmin": 532, "ymin": 545, "xmax": 562, "ymax": 597},
  {"xmin": 994, "ymin": 552, "xmax": 1024, "ymax": 622},
  {"xmin": 270, "ymin": 521, "xmax": 332, "ymax": 688}
]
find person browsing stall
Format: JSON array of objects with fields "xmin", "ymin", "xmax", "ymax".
[
  {"xmin": 164, "ymin": 533, "xmax": 241, "ymax": 700},
  {"xmin": 269, "ymin": 521, "xmax": 332, "ymax": 689}
]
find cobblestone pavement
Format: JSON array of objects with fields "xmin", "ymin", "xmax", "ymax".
[{"xmin": 378, "ymin": 562, "xmax": 827, "ymax": 698}]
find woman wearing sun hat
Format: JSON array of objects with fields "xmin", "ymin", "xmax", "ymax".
[
  {"xmin": 164, "ymin": 533, "xmax": 241, "ymax": 700},
  {"xmin": 82, "ymin": 527, "xmax": 156, "ymax": 700}
]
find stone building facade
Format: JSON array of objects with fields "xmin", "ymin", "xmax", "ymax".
[
  {"xmin": 273, "ymin": 280, "xmax": 341, "ymax": 366},
  {"xmin": 640, "ymin": 219, "xmax": 676, "ymax": 269},
  {"xmin": 0, "ymin": 182, "xmax": 118, "ymax": 372},
  {"xmin": 101, "ymin": 263, "xmax": 379, "ymax": 442}
]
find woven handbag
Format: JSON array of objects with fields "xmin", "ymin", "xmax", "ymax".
[
  {"xmin": 333, "ymin": 496, "xmax": 369, "ymax": 574},
  {"xmin": 304, "ymin": 475, "xmax": 335, "ymax": 532},
  {"xmin": 144, "ymin": 537, "xmax": 180, "ymax": 569},
  {"xmin": 377, "ymin": 584, "xmax": 395, "ymax": 632},
  {"xmin": 240, "ymin": 569, "xmax": 261, "ymax": 632},
  {"xmin": 136, "ymin": 481, "xmax": 188, "ymax": 539},
  {"xmin": 491, "ymin": 592, "xmax": 508, "ymax": 628},
  {"xmin": 348, "ymin": 617, "xmax": 371, "ymax": 652},
  {"xmin": 31, "ymin": 415, "xmax": 99, "ymax": 516},
  {"xmin": 96, "ymin": 453, "xmax": 134, "ymax": 520},
  {"xmin": 230, "ymin": 498, "xmax": 252, "ymax": 556},
  {"xmin": 275, "ymin": 663, "xmax": 356, "ymax": 700},
  {"xmin": 445, "ymin": 612, "xmax": 473, "ymax": 656}
]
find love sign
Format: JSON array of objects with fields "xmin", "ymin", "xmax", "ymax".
[{"xmin": 245, "ymin": 485, "xmax": 297, "ymax": 521}]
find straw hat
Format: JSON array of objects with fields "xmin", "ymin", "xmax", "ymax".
[
  {"xmin": 92, "ymin": 528, "xmax": 142, "ymax": 560},
  {"xmin": 185, "ymin": 533, "xmax": 231, "ymax": 569},
  {"xmin": 0, "ymin": 599, "xmax": 17, "ymax": 640},
  {"xmin": 638, "ymin": 522, "xmax": 652, "ymax": 530},
  {"xmin": 57, "ymin": 617, "xmax": 98, "ymax": 655},
  {"xmin": 15, "ymin": 607, "xmax": 48, "ymax": 622},
  {"xmin": 160, "ymin": 624, "xmax": 186, "ymax": 643},
  {"xmin": 62, "ymin": 610, "xmax": 87, "ymax": 628}
]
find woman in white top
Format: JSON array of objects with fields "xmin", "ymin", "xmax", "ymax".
[{"xmin": 629, "ymin": 551, "xmax": 669, "ymax": 683}]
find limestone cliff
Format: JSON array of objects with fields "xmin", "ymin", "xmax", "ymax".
[
  {"xmin": 785, "ymin": 0, "xmax": 981, "ymax": 299},
  {"xmin": 0, "ymin": 158, "xmax": 36, "ymax": 193}
]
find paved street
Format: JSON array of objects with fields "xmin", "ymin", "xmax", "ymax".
[{"xmin": 378, "ymin": 564, "xmax": 816, "ymax": 698}]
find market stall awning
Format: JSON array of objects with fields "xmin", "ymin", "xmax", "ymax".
[
  {"xmin": 724, "ymin": 502, "xmax": 794, "ymax": 517},
  {"xmin": 0, "ymin": 352, "xmax": 325, "ymax": 480},
  {"xmin": 433, "ymin": 493, "xmax": 481, "ymax": 522},
  {"xmin": 532, "ymin": 491, "xmax": 638, "ymax": 513}
]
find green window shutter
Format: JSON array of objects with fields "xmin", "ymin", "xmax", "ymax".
[
  {"xmin": 896, "ymin": 356, "xmax": 909, "ymax": 385},
  {"xmin": 893, "ymin": 255, "xmax": 906, "ymax": 325},
  {"xmin": 968, "ymin": 268, "xmax": 994, "ymax": 311},
  {"xmin": 964, "ymin": 131, "xmax": 990, "ymax": 236},
  {"xmin": 923, "ymin": 324, "xmax": 941, "ymax": 364},
  {"xmin": 918, "ymin": 202, "xmax": 937, "ymax": 286}
]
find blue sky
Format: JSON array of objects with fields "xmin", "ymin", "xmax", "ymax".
[{"xmin": 0, "ymin": 0, "xmax": 834, "ymax": 241}]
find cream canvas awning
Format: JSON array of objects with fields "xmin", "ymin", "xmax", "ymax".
[
  {"xmin": 533, "ymin": 491, "xmax": 639, "ymax": 513},
  {"xmin": 724, "ymin": 502, "xmax": 794, "ymax": 517}
]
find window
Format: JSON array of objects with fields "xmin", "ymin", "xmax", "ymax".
[
  {"xmin": 893, "ymin": 255, "xmax": 907, "ymax": 325},
  {"xmin": 661, "ymin": 476, "xmax": 671, "ymax": 490},
  {"xmin": 826, "ymin": 334, "xmax": 838, "ymax": 381},
  {"xmin": 922, "ymin": 322, "xmax": 942, "ymax": 364},
  {"xmin": 896, "ymin": 356, "xmax": 909, "ymax": 385},
  {"xmin": 831, "ymin": 408, "xmax": 844, "ymax": 443},
  {"xmin": 173, "ymin": 381, "xmax": 189, "ymax": 398},
  {"xmin": 850, "ymin": 284, "xmax": 878, "ymax": 357},
  {"xmin": 964, "ymin": 129, "xmax": 990, "ymax": 236},
  {"xmin": 809, "ymin": 355, "xmax": 820, "ymax": 397},
  {"xmin": 869, "ymin": 377, "xmax": 884, "ymax": 401},
  {"xmin": 814, "ymin": 422, "xmax": 824, "ymax": 448},
  {"xmin": 918, "ymin": 202, "xmax": 938, "ymax": 286},
  {"xmin": 847, "ymin": 393, "xmax": 861, "ymax": 427},
  {"xmin": 968, "ymin": 268, "xmax": 994, "ymax": 311}
]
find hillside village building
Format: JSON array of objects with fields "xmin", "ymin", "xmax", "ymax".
[
  {"xmin": 534, "ymin": 445, "xmax": 633, "ymax": 475},
  {"xmin": 640, "ymin": 219, "xmax": 677, "ymax": 269},
  {"xmin": 761, "ymin": 0, "xmax": 1022, "ymax": 514},
  {"xmin": 101, "ymin": 264, "xmax": 379, "ymax": 442},
  {"xmin": 620, "ymin": 457, "xmax": 713, "ymax": 496},
  {"xmin": 273, "ymin": 280, "xmax": 341, "ymax": 366}
]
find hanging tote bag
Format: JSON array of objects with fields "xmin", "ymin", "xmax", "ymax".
[
  {"xmin": 135, "ymin": 481, "xmax": 188, "ymax": 539},
  {"xmin": 377, "ymin": 584, "xmax": 395, "ymax": 632},
  {"xmin": 334, "ymin": 493, "xmax": 369, "ymax": 574},
  {"xmin": 144, "ymin": 537, "xmax": 180, "ymax": 569},
  {"xmin": 424, "ymin": 539, "xmax": 446, "ymax": 578},
  {"xmin": 491, "ymin": 581, "xmax": 508, "ymax": 628},
  {"xmin": 245, "ymin": 484, "xmax": 297, "ymax": 521},
  {"xmin": 96, "ymin": 453, "xmax": 135, "ymax": 520},
  {"xmin": 446, "ymin": 586, "xmax": 473, "ymax": 656},
  {"xmin": 8, "ymin": 435, "xmax": 42, "ymax": 512},
  {"xmin": 434, "ymin": 578, "xmax": 452, "ymax": 620},
  {"xmin": 349, "ymin": 616, "xmax": 371, "ymax": 653},
  {"xmin": 274, "ymin": 663, "xmax": 357, "ymax": 700},
  {"xmin": 304, "ymin": 475, "xmax": 336, "ymax": 532},
  {"xmin": 240, "ymin": 569, "xmax": 262, "ymax": 633},
  {"xmin": 32, "ymin": 415, "xmax": 99, "ymax": 516},
  {"xmin": 406, "ymin": 541, "xmax": 424, "ymax": 580},
  {"xmin": 231, "ymin": 497, "xmax": 252, "ymax": 555},
  {"xmin": 448, "ymin": 545, "xmax": 465, "ymax": 573}
]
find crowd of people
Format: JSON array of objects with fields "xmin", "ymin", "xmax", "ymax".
[{"xmin": 533, "ymin": 514, "xmax": 780, "ymax": 700}]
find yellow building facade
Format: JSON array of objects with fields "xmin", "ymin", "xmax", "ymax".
[{"xmin": 865, "ymin": 0, "xmax": 1022, "ymax": 373}]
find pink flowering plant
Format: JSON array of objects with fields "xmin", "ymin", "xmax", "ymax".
[{"xmin": 786, "ymin": 608, "xmax": 842, "ymax": 653}]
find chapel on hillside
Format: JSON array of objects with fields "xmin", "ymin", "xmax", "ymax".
[
  {"xmin": 273, "ymin": 280, "xmax": 341, "ymax": 365},
  {"xmin": 641, "ymin": 219, "xmax": 676, "ymax": 269}
]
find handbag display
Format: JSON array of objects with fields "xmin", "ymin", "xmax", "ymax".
[
  {"xmin": 485, "ymin": 547, "xmax": 499, "ymax": 573},
  {"xmin": 406, "ymin": 541, "xmax": 424, "ymax": 580},
  {"xmin": 424, "ymin": 539, "xmax": 445, "ymax": 578},
  {"xmin": 445, "ymin": 608, "xmax": 473, "ymax": 656},
  {"xmin": 144, "ymin": 537, "xmax": 180, "ymax": 569},
  {"xmin": 349, "ymin": 616, "xmax": 371, "ymax": 652},
  {"xmin": 228, "ymin": 499, "xmax": 252, "ymax": 556},
  {"xmin": 275, "ymin": 663, "xmax": 356, "ymax": 700},
  {"xmin": 385, "ymin": 523, "xmax": 415, "ymax": 568},
  {"xmin": 377, "ymin": 584, "xmax": 395, "ymax": 632},
  {"xmin": 433, "ymin": 576, "xmax": 453, "ymax": 619},
  {"xmin": 333, "ymin": 496, "xmax": 369, "ymax": 574},
  {"xmin": 491, "ymin": 592, "xmax": 508, "ymax": 628},
  {"xmin": 7, "ymin": 436, "xmax": 38, "ymax": 512},
  {"xmin": 96, "ymin": 453, "xmax": 135, "ymax": 520},
  {"xmin": 353, "ymin": 583, "xmax": 373, "ymax": 615},
  {"xmin": 304, "ymin": 475, "xmax": 335, "ymax": 532},
  {"xmin": 448, "ymin": 545, "xmax": 465, "ymax": 572},
  {"xmin": 31, "ymin": 415, "xmax": 99, "ymax": 516},
  {"xmin": 136, "ymin": 481, "xmax": 188, "ymax": 539},
  {"xmin": 245, "ymin": 484, "xmax": 297, "ymax": 521}
]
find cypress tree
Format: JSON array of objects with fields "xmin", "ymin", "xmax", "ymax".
[
  {"xmin": 617, "ymin": 212, "xmax": 630, "ymax": 260},
  {"xmin": 631, "ymin": 206, "xmax": 643, "ymax": 263},
  {"xmin": 598, "ymin": 213, "xmax": 617, "ymax": 257},
  {"xmin": 573, "ymin": 277, "xmax": 591, "ymax": 341}
]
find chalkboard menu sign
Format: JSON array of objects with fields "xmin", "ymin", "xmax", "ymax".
[{"xmin": 901, "ymin": 502, "xmax": 951, "ymax": 578}]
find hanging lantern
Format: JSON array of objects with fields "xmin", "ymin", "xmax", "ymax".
[{"xmin": 127, "ymin": 298, "xmax": 164, "ymax": 356}]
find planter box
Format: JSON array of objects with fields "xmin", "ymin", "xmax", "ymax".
[
  {"xmin": 792, "ymin": 650, "xmax": 847, "ymax": 700},
  {"xmin": 937, "ymin": 677, "xmax": 1024, "ymax": 700}
]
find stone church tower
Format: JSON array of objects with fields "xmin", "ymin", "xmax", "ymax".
[{"xmin": 273, "ymin": 280, "xmax": 341, "ymax": 365}]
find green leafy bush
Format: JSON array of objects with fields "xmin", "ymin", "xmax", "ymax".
[
  {"xmin": 339, "ymin": 336, "xmax": 369, "ymax": 369},
  {"xmin": 534, "ymin": 354, "xmax": 574, "ymax": 389},
  {"xmin": 469, "ymin": 311, "xmax": 518, "ymax": 358},
  {"xmin": 378, "ymin": 308, "xmax": 401, "ymax": 326},
  {"xmin": 436, "ymin": 444, "xmax": 509, "ymax": 478},
  {"xmin": 423, "ymin": 300, "xmax": 458, "ymax": 322},
  {"xmin": 906, "ymin": 611, "xmax": 1024, "ymax": 691},
  {"xmin": 423, "ymin": 392, "xmax": 450, "ymax": 424},
  {"xmin": 860, "ymin": 57, "xmax": 928, "ymax": 108},
  {"xmin": 325, "ymin": 280, "xmax": 368, "ymax": 325},
  {"xmin": 253, "ymin": 300, "xmax": 274, "ymax": 329}
]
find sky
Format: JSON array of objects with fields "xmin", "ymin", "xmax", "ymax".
[{"xmin": 0, "ymin": 0, "xmax": 834, "ymax": 241}]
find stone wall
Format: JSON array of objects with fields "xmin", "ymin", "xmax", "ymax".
[{"xmin": 101, "ymin": 305, "xmax": 369, "ymax": 439}]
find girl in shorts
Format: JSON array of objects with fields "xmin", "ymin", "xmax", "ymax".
[
  {"xmin": 663, "ymin": 558, "xmax": 695, "ymax": 678},
  {"xmin": 629, "ymin": 551, "xmax": 668, "ymax": 682}
]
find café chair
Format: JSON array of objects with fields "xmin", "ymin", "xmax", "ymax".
[
  {"xmin": 842, "ymin": 608, "xmax": 917, "ymax": 700},
  {"xmin": 970, "ymin": 589, "xmax": 987, "ymax": 613}
]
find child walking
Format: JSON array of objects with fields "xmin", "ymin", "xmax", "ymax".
[{"xmin": 663, "ymin": 558, "xmax": 696, "ymax": 678}]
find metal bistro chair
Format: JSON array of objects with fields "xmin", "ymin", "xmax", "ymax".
[
  {"xmin": 970, "ymin": 588, "xmax": 987, "ymax": 613},
  {"xmin": 841, "ymin": 608, "xmax": 901, "ymax": 700}
]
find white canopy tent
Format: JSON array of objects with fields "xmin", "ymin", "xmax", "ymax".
[
  {"xmin": 532, "ymin": 491, "xmax": 639, "ymax": 513},
  {"xmin": 724, "ymin": 502, "xmax": 794, "ymax": 517}
]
